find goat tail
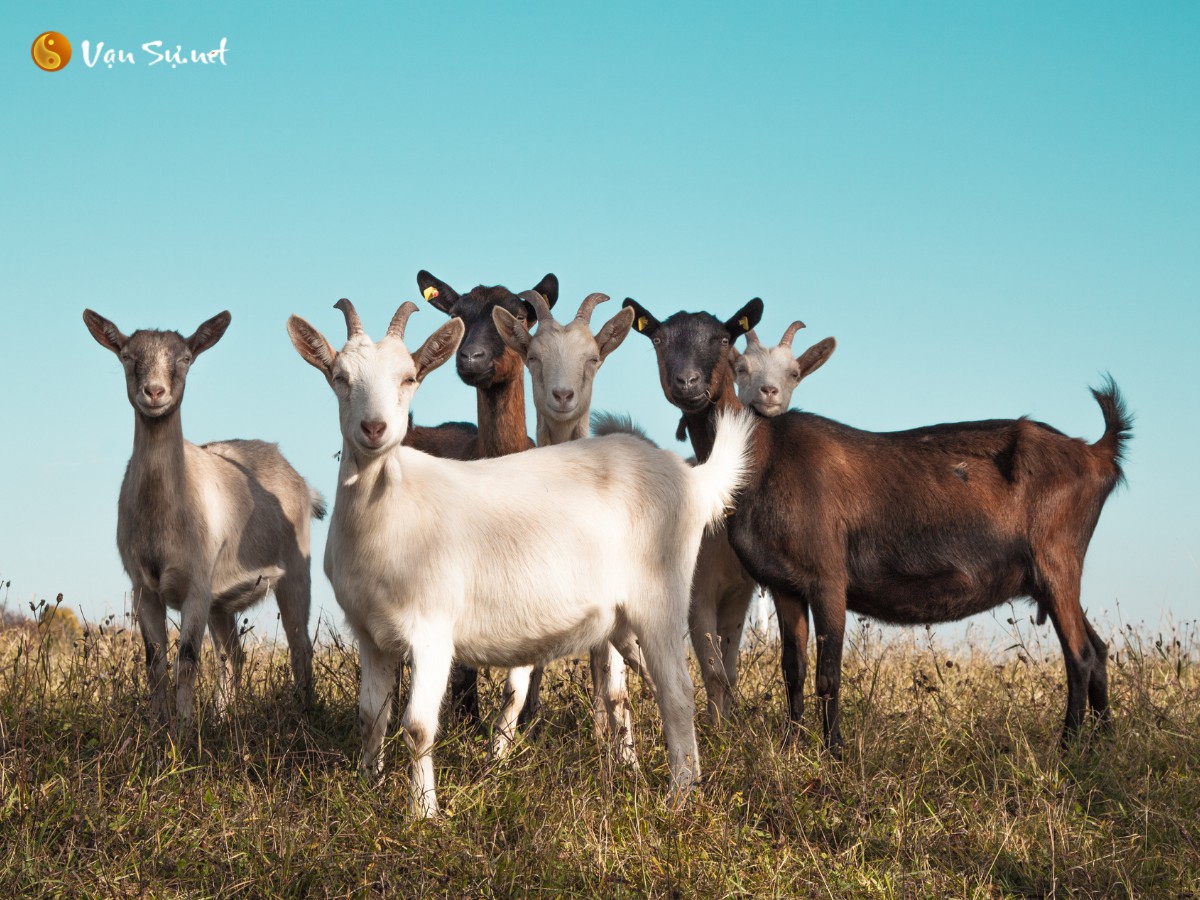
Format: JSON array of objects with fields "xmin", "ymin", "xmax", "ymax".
[
  {"xmin": 1091, "ymin": 374, "xmax": 1133, "ymax": 485},
  {"xmin": 689, "ymin": 407, "xmax": 756, "ymax": 530},
  {"xmin": 309, "ymin": 488, "xmax": 328, "ymax": 521}
]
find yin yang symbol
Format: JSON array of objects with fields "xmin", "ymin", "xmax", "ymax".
[{"xmin": 32, "ymin": 32, "xmax": 72, "ymax": 72}]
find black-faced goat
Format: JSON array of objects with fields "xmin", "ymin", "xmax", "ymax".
[
  {"xmin": 410, "ymin": 270, "xmax": 557, "ymax": 724},
  {"xmin": 624, "ymin": 297, "xmax": 1131, "ymax": 751},
  {"xmin": 623, "ymin": 298, "xmax": 766, "ymax": 725}
]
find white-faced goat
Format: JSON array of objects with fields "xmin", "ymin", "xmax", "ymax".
[
  {"xmin": 732, "ymin": 322, "xmax": 836, "ymax": 416},
  {"xmin": 682, "ymin": 319, "xmax": 833, "ymax": 724},
  {"xmin": 625, "ymin": 297, "xmax": 1131, "ymax": 752},
  {"xmin": 492, "ymin": 290, "xmax": 647, "ymax": 762},
  {"xmin": 83, "ymin": 310, "xmax": 324, "ymax": 732},
  {"xmin": 287, "ymin": 299, "xmax": 753, "ymax": 817}
]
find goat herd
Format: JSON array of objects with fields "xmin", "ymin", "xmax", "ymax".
[{"xmin": 83, "ymin": 270, "xmax": 1131, "ymax": 818}]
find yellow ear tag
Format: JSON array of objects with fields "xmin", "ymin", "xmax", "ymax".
[
  {"xmin": 422, "ymin": 286, "xmax": 439, "ymax": 302},
  {"xmin": 738, "ymin": 316, "xmax": 750, "ymax": 331},
  {"xmin": 637, "ymin": 315, "xmax": 648, "ymax": 332}
]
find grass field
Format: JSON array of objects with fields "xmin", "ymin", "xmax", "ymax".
[{"xmin": 1, "ymin": 598, "xmax": 1197, "ymax": 898}]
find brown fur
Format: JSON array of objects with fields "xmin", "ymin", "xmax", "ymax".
[
  {"xmin": 411, "ymin": 271, "xmax": 556, "ymax": 722},
  {"xmin": 728, "ymin": 387, "xmax": 1130, "ymax": 750},
  {"xmin": 623, "ymin": 298, "xmax": 1131, "ymax": 751},
  {"xmin": 404, "ymin": 419, "xmax": 479, "ymax": 461}
]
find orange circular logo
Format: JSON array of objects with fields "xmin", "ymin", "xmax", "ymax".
[{"xmin": 32, "ymin": 32, "xmax": 72, "ymax": 72}]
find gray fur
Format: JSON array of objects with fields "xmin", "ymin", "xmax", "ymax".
[{"xmin": 84, "ymin": 309, "xmax": 323, "ymax": 732}]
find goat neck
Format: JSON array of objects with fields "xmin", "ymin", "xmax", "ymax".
[
  {"xmin": 536, "ymin": 411, "xmax": 589, "ymax": 447},
  {"xmin": 474, "ymin": 358, "xmax": 531, "ymax": 458},
  {"xmin": 682, "ymin": 364, "xmax": 742, "ymax": 463},
  {"xmin": 127, "ymin": 403, "xmax": 189, "ymax": 500}
]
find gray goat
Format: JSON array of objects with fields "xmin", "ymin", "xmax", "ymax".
[{"xmin": 84, "ymin": 309, "xmax": 324, "ymax": 732}]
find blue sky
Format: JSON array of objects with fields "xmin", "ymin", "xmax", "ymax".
[{"xmin": 2, "ymin": 2, "xmax": 1197, "ymax": 641}]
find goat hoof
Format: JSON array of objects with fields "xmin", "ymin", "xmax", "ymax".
[
  {"xmin": 616, "ymin": 745, "xmax": 640, "ymax": 770},
  {"xmin": 490, "ymin": 734, "xmax": 515, "ymax": 761}
]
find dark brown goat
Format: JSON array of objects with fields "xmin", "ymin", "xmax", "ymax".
[
  {"xmin": 624, "ymin": 297, "xmax": 1131, "ymax": 751},
  {"xmin": 411, "ymin": 270, "xmax": 558, "ymax": 723}
]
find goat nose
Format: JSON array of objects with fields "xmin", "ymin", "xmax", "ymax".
[
  {"xmin": 760, "ymin": 385, "xmax": 779, "ymax": 398},
  {"xmin": 674, "ymin": 371, "xmax": 701, "ymax": 390},
  {"xmin": 144, "ymin": 384, "xmax": 166, "ymax": 402},
  {"xmin": 458, "ymin": 347, "xmax": 486, "ymax": 363},
  {"xmin": 552, "ymin": 388, "xmax": 574, "ymax": 405},
  {"xmin": 360, "ymin": 420, "xmax": 387, "ymax": 443}
]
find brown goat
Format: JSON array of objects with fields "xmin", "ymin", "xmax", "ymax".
[
  {"xmin": 404, "ymin": 417, "xmax": 478, "ymax": 460},
  {"xmin": 412, "ymin": 270, "xmax": 558, "ymax": 723},
  {"xmin": 624, "ymin": 297, "xmax": 1131, "ymax": 751}
]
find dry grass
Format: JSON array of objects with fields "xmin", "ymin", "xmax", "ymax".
[{"xmin": 1, "ymin": 598, "xmax": 1197, "ymax": 898}]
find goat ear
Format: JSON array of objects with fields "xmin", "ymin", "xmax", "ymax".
[
  {"xmin": 83, "ymin": 309, "xmax": 127, "ymax": 354},
  {"xmin": 595, "ymin": 306, "xmax": 635, "ymax": 361},
  {"xmin": 416, "ymin": 270, "xmax": 459, "ymax": 315},
  {"xmin": 795, "ymin": 337, "xmax": 837, "ymax": 380},
  {"xmin": 492, "ymin": 306, "xmax": 531, "ymax": 358},
  {"xmin": 622, "ymin": 298, "xmax": 661, "ymax": 338},
  {"xmin": 531, "ymin": 273, "xmax": 559, "ymax": 309},
  {"xmin": 724, "ymin": 298, "xmax": 763, "ymax": 339},
  {"xmin": 287, "ymin": 315, "xmax": 338, "ymax": 374},
  {"xmin": 413, "ymin": 318, "xmax": 465, "ymax": 382},
  {"xmin": 187, "ymin": 311, "xmax": 232, "ymax": 356}
]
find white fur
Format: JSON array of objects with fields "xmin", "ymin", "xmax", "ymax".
[
  {"xmin": 491, "ymin": 294, "xmax": 645, "ymax": 765},
  {"xmin": 732, "ymin": 325, "xmax": 836, "ymax": 417},
  {"xmin": 289, "ymin": 306, "xmax": 753, "ymax": 817}
]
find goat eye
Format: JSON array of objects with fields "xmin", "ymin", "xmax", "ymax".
[
  {"xmin": 721, "ymin": 336, "xmax": 730, "ymax": 345},
  {"xmin": 403, "ymin": 376, "xmax": 418, "ymax": 386},
  {"xmin": 589, "ymin": 356, "xmax": 601, "ymax": 365},
  {"xmin": 179, "ymin": 356, "xmax": 193, "ymax": 366},
  {"xmin": 651, "ymin": 336, "xmax": 662, "ymax": 346}
]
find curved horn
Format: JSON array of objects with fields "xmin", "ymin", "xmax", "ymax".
[
  {"xmin": 386, "ymin": 301, "xmax": 420, "ymax": 340},
  {"xmin": 517, "ymin": 289, "xmax": 555, "ymax": 327},
  {"xmin": 334, "ymin": 298, "xmax": 364, "ymax": 339},
  {"xmin": 744, "ymin": 328, "xmax": 764, "ymax": 348},
  {"xmin": 779, "ymin": 320, "xmax": 807, "ymax": 350},
  {"xmin": 574, "ymin": 292, "xmax": 610, "ymax": 325}
]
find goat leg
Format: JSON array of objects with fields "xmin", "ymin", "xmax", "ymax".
[
  {"xmin": 810, "ymin": 584, "xmax": 847, "ymax": 754},
  {"xmin": 133, "ymin": 585, "xmax": 171, "ymax": 727},
  {"xmin": 772, "ymin": 589, "xmax": 810, "ymax": 744}
]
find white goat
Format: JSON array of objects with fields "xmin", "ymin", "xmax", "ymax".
[
  {"xmin": 287, "ymin": 299, "xmax": 753, "ymax": 817},
  {"xmin": 492, "ymin": 290, "xmax": 647, "ymax": 763},
  {"xmin": 83, "ymin": 310, "xmax": 324, "ymax": 731},
  {"xmin": 732, "ymin": 322, "xmax": 836, "ymax": 415}
]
